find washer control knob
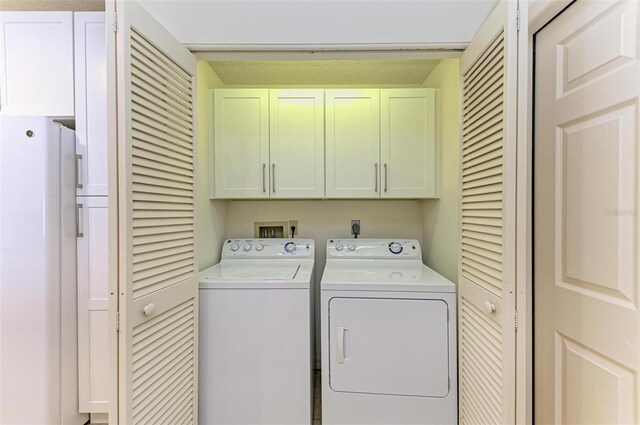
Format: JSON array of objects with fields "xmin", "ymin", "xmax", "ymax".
[
  {"xmin": 348, "ymin": 244, "xmax": 356, "ymax": 251},
  {"xmin": 335, "ymin": 243, "xmax": 344, "ymax": 251},
  {"xmin": 230, "ymin": 243, "xmax": 240, "ymax": 251},
  {"xmin": 389, "ymin": 242, "xmax": 403, "ymax": 254},
  {"xmin": 255, "ymin": 243, "xmax": 264, "ymax": 251},
  {"xmin": 243, "ymin": 243, "xmax": 252, "ymax": 252},
  {"xmin": 284, "ymin": 242, "xmax": 297, "ymax": 253}
]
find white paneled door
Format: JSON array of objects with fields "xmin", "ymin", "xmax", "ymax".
[
  {"xmin": 535, "ymin": 1, "xmax": 640, "ymax": 423},
  {"xmin": 458, "ymin": 1, "xmax": 518, "ymax": 424},
  {"xmin": 113, "ymin": 2, "xmax": 199, "ymax": 423}
]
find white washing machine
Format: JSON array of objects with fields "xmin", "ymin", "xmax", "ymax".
[
  {"xmin": 199, "ymin": 238, "xmax": 315, "ymax": 425},
  {"xmin": 321, "ymin": 239, "xmax": 457, "ymax": 425}
]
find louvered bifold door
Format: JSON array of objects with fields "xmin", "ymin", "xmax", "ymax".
[
  {"xmin": 114, "ymin": 2, "xmax": 199, "ymax": 424},
  {"xmin": 458, "ymin": 1, "xmax": 518, "ymax": 424}
]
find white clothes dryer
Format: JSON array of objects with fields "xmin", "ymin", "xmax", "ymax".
[
  {"xmin": 199, "ymin": 238, "xmax": 315, "ymax": 425},
  {"xmin": 321, "ymin": 239, "xmax": 457, "ymax": 425}
]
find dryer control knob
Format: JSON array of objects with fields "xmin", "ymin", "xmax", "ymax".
[
  {"xmin": 389, "ymin": 242, "xmax": 403, "ymax": 254},
  {"xmin": 284, "ymin": 242, "xmax": 297, "ymax": 253},
  {"xmin": 230, "ymin": 243, "xmax": 240, "ymax": 251},
  {"xmin": 255, "ymin": 243, "xmax": 264, "ymax": 251},
  {"xmin": 348, "ymin": 244, "xmax": 356, "ymax": 251},
  {"xmin": 243, "ymin": 243, "xmax": 252, "ymax": 252},
  {"xmin": 335, "ymin": 243, "xmax": 344, "ymax": 251}
]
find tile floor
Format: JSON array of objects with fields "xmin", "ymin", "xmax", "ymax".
[{"xmin": 313, "ymin": 370, "xmax": 322, "ymax": 425}]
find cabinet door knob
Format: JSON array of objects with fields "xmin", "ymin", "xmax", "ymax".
[
  {"xmin": 484, "ymin": 301, "xmax": 496, "ymax": 315},
  {"xmin": 143, "ymin": 303, "xmax": 157, "ymax": 317}
]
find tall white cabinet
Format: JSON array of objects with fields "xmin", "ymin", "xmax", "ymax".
[
  {"xmin": 0, "ymin": 12, "xmax": 75, "ymax": 116},
  {"xmin": 74, "ymin": 12, "xmax": 109, "ymax": 419}
]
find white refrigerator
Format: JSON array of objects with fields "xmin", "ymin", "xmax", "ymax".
[{"xmin": 0, "ymin": 116, "xmax": 87, "ymax": 424}]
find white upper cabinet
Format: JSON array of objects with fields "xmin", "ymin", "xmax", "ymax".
[
  {"xmin": 211, "ymin": 88, "xmax": 438, "ymax": 199},
  {"xmin": 0, "ymin": 12, "xmax": 74, "ymax": 116},
  {"xmin": 75, "ymin": 12, "xmax": 107, "ymax": 196},
  {"xmin": 269, "ymin": 89, "xmax": 324, "ymax": 198},
  {"xmin": 381, "ymin": 89, "xmax": 438, "ymax": 198},
  {"xmin": 325, "ymin": 89, "xmax": 380, "ymax": 198},
  {"xmin": 213, "ymin": 89, "xmax": 270, "ymax": 198}
]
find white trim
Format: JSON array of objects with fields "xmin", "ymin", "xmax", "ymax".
[
  {"xmin": 105, "ymin": 1, "xmax": 119, "ymax": 424},
  {"xmin": 188, "ymin": 42, "xmax": 468, "ymax": 52},
  {"xmin": 195, "ymin": 49, "xmax": 463, "ymax": 62},
  {"xmin": 515, "ymin": 2, "xmax": 577, "ymax": 424},
  {"xmin": 528, "ymin": 0, "xmax": 572, "ymax": 29}
]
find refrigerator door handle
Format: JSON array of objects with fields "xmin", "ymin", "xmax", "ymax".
[
  {"xmin": 76, "ymin": 203, "xmax": 84, "ymax": 238},
  {"xmin": 75, "ymin": 153, "xmax": 83, "ymax": 189}
]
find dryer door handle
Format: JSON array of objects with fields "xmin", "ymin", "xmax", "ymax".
[{"xmin": 336, "ymin": 326, "xmax": 348, "ymax": 364}]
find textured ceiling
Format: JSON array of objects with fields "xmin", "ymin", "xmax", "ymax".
[{"xmin": 208, "ymin": 60, "xmax": 440, "ymax": 86}]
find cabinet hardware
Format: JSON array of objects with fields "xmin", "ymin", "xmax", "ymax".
[
  {"xmin": 75, "ymin": 154, "xmax": 83, "ymax": 189},
  {"xmin": 384, "ymin": 163, "xmax": 388, "ymax": 192},
  {"xmin": 76, "ymin": 203, "xmax": 84, "ymax": 238},
  {"xmin": 272, "ymin": 164, "xmax": 276, "ymax": 193},
  {"xmin": 262, "ymin": 163, "xmax": 266, "ymax": 192},
  {"xmin": 374, "ymin": 163, "xmax": 378, "ymax": 192}
]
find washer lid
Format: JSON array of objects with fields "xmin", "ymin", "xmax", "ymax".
[
  {"xmin": 213, "ymin": 264, "xmax": 300, "ymax": 281},
  {"xmin": 199, "ymin": 260, "xmax": 313, "ymax": 289},
  {"xmin": 321, "ymin": 261, "xmax": 455, "ymax": 293}
]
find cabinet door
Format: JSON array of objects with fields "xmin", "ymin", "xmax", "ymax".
[
  {"xmin": 75, "ymin": 13, "xmax": 107, "ymax": 196},
  {"xmin": 269, "ymin": 89, "xmax": 324, "ymax": 198},
  {"xmin": 381, "ymin": 88, "xmax": 438, "ymax": 198},
  {"xmin": 326, "ymin": 89, "xmax": 380, "ymax": 198},
  {"xmin": 0, "ymin": 12, "xmax": 74, "ymax": 116},
  {"xmin": 76, "ymin": 197, "xmax": 109, "ymax": 414},
  {"xmin": 213, "ymin": 89, "xmax": 270, "ymax": 198}
]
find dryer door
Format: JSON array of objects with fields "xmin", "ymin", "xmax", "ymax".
[{"xmin": 328, "ymin": 297, "xmax": 450, "ymax": 397}]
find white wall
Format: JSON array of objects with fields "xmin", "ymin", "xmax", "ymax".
[
  {"xmin": 225, "ymin": 199, "xmax": 423, "ymax": 365},
  {"xmin": 196, "ymin": 61, "xmax": 228, "ymax": 270},
  {"xmin": 421, "ymin": 59, "xmax": 461, "ymax": 283},
  {"xmin": 138, "ymin": 0, "xmax": 496, "ymax": 47}
]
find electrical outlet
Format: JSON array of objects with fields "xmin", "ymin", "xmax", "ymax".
[{"xmin": 351, "ymin": 220, "xmax": 361, "ymax": 236}]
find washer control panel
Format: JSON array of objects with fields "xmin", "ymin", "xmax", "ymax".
[
  {"xmin": 223, "ymin": 238, "xmax": 314, "ymax": 258},
  {"xmin": 327, "ymin": 239, "xmax": 421, "ymax": 259}
]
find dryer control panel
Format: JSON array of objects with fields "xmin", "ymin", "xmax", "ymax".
[
  {"xmin": 327, "ymin": 239, "xmax": 421, "ymax": 259},
  {"xmin": 222, "ymin": 238, "xmax": 314, "ymax": 259}
]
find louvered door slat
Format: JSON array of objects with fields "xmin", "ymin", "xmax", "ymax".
[
  {"xmin": 132, "ymin": 113, "xmax": 192, "ymax": 145},
  {"xmin": 117, "ymin": 6, "xmax": 198, "ymax": 423},
  {"xmin": 463, "ymin": 58, "xmax": 504, "ymax": 106},
  {"xmin": 458, "ymin": 2, "xmax": 517, "ymax": 423},
  {"xmin": 131, "ymin": 75, "xmax": 192, "ymax": 114},
  {"xmin": 463, "ymin": 34, "xmax": 504, "ymax": 88}
]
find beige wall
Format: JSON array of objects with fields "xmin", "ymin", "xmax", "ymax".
[
  {"xmin": 0, "ymin": 0, "xmax": 104, "ymax": 11},
  {"xmin": 421, "ymin": 59, "xmax": 461, "ymax": 283},
  {"xmin": 196, "ymin": 61, "xmax": 228, "ymax": 270}
]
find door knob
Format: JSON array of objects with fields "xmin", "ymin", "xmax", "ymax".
[
  {"xmin": 143, "ymin": 303, "xmax": 157, "ymax": 317},
  {"xmin": 484, "ymin": 301, "xmax": 496, "ymax": 315}
]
